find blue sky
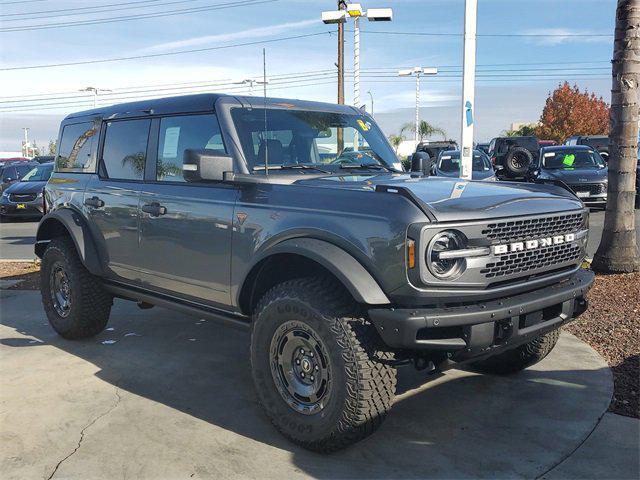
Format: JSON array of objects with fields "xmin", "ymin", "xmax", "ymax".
[{"xmin": 0, "ymin": 0, "xmax": 617, "ymax": 150}]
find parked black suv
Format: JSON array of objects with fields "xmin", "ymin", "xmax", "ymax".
[
  {"xmin": 488, "ymin": 136, "xmax": 540, "ymax": 179},
  {"xmin": 533, "ymin": 146, "xmax": 608, "ymax": 207},
  {"xmin": 36, "ymin": 94, "xmax": 593, "ymax": 452},
  {"xmin": 416, "ymin": 140, "xmax": 458, "ymax": 162},
  {"xmin": 565, "ymin": 135, "xmax": 609, "ymax": 162}
]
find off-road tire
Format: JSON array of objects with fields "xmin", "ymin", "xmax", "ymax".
[
  {"xmin": 467, "ymin": 328, "xmax": 561, "ymax": 375},
  {"xmin": 41, "ymin": 237, "xmax": 112, "ymax": 339},
  {"xmin": 250, "ymin": 276, "xmax": 397, "ymax": 452},
  {"xmin": 504, "ymin": 146, "xmax": 534, "ymax": 176}
]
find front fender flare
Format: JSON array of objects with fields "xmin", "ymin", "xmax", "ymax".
[
  {"xmin": 35, "ymin": 209, "xmax": 103, "ymax": 276},
  {"xmin": 250, "ymin": 237, "xmax": 390, "ymax": 305}
]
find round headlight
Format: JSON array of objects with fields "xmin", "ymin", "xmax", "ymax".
[{"xmin": 426, "ymin": 230, "xmax": 467, "ymax": 279}]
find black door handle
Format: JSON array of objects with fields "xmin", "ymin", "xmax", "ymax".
[
  {"xmin": 141, "ymin": 202, "xmax": 167, "ymax": 217},
  {"xmin": 84, "ymin": 196, "xmax": 104, "ymax": 208}
]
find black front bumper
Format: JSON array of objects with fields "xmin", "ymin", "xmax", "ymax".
[
  {"xmin": 0, "ymin": 201, "xmax": 44, "ymax": 217},
  {"xmin": 369, "ymin": 269, "xmax": 594, "ymax": 361}
]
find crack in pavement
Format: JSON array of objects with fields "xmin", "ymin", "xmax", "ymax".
[{"xmin": 45, "ymin": 388, "xmax": 122, "ymax": 480}]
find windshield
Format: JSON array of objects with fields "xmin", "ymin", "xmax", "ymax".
[
  {"xmin": 542, "ymin": 149, "xmax": 605, "ymax": 169},
  {"xmin": 438, "ymin": 151, "xmax": 491, "ymax": 173},
  {"xmin": 231, "ymin": 108, "xmax": 401, "ymax": 172},
  {"xmin": 21, "ymin": 164, "xmax": 53, "ymax": 182}
]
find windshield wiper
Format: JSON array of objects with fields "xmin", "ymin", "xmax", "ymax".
[
  {"xmin": 252, "ymin": 165, "xmax": 330, "ymax": 174},
  {"xmin": 339, "ymin": 163, "xmax": 392, "ymax": 172}
]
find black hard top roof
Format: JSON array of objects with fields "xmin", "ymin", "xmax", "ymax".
[
  {"xmin": 541, "ymin": 145, "xmax": 593, "ymax": 151},
  {"xmin": 64, "ymin": 93, "xmax": 360, "ymax": 121}
]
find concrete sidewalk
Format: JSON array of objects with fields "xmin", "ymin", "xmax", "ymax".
[{"xmin": 0, "ymin": 290, "xmax": 636, "ymax": 479}]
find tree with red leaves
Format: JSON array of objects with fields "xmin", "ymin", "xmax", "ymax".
[{"xmin": 535, "ymin": 82, "xmax": 610, "ymax": 143}]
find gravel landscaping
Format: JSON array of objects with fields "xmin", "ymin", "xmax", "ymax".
[
  {"xmin": 0, "ymin": 261, "xmax": 40, "ymax": 290},
  {"xmin": 565, "ymin": 270, "xmax": 640, "ymax": 419},
  {"xmin": 1, "ymin": 261, "xmax": 637, "ymax": 418}
]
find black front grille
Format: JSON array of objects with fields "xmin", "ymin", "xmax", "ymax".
[
  {"xmin": 481, "ymin": 212, "xmax": 584, "ymax": 243},
  {"xmin": 9, "ymin": 193, "xmax": 37, "ymax": 202},
  {"xmin": 570, "ymin": 183, "xmax": 606, "ymax": 195},
  {"xmin": 480, "ymin": 243, "xmax": 582, "ymax": 279}
]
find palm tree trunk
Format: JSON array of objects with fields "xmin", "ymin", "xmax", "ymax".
[{"xmin": 593, "ymin": 0, "xmax": 640, "ymax": 273}]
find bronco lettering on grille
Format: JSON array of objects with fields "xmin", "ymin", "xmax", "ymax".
[{"xmin": 492, "ymin": 233, "xmax": 576, "ymax": 255}]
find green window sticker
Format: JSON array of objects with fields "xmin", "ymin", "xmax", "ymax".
[{"xmin": 563, "ymin": 154, "xmax": 575, "ymax": 167}]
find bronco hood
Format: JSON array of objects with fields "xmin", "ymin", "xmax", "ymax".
[{"xmin": 299, "ymin": 174, "xmax": 584, "ymax": 222}]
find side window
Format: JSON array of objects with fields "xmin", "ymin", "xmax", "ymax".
[
  {"xmin": 3, "ymin": 166, "xmax": 16, "ymax": 181},
  {"xmin": 156, "ymin": 114, "xmax": 225, "ymax": 182},
  {"xmin": 102, "ymin": 119, "xmax": 151, "ymax": 181},
  {"xmin": 57, "ymin": 121, "xmax": 98, "ymax": 172}
]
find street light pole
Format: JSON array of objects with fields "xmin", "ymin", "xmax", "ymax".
[
  {"xmin": 398, "ymin": 67, "xmax": 438, "ymax": 148},
  {"xmin": 235, "ymin": 79, "xmax": 269, "ymax": 96},
  {"xmin": 460, "ymin": 0, "xmax": 478, "ymax": 180},
  {"xmin": 79, "ymin": 87, "xmax": 111, "ymax": 108},
  {"xmin": 322, "ymin": 4, "xmax": 392, "ymax": 151},
  {"xmin": 367, "ymin": 90, "xmax": 374, "ymax": 116}
]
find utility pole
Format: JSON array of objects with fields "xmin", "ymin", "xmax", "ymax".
[
  {"xmin": 79, "ymin": 86, "xmax": 111, "ymax": 108},
  {"xmin": 459, "ymin": 0, "xmax": 477, "ymax": 181},
  {"xmin": 22, "ymin": 127, "xmax": 30, "ymax": 158},
  {"xmin": 398, "ymin": 67, "xmax": 438, "ymax": 147},
  {"xmin": 235, "ymin": 78, "xmax": 269, "ymax": 96},
  {"xmin": 337, "ymin": 0, "xmax": 346, "ymax": 105},
  {"xmin": 322, "ymin": 3, "xmax": 392, "ymax": 151}
]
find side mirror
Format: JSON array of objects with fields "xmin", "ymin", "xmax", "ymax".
[
  {"xmin": 411, "ymin": 151, "xmax": 431, "ymax": 176},
  {"xmin": 183, "ymin": 149, "xmax": 233, "ymax": 182},
  {"xmin": 4, "ymin": 177, "xmax": 13, "ymax": 183}
]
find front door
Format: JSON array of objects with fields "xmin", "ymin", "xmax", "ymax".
[
  {"xmin": 137, "ymin": 113, "xmax": 237, "ymax": 307},
  {"xmin": 84, "ymin": 118, "xmax": 151, "ymax": 282}
]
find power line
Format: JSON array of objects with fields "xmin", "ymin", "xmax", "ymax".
[
  {"xmin": 0, "ymin": 68, "xmax": 338, "ymax": 101},
  {"xmin": 0, "ymin": 0, "xmax": 46, "ymax": 4},
  {"xmin": 351, "ymin": 29, "xmax": 613, "ymax": 38},
  {"xmin": 0, "ymin": 77, "xmax": 341, "ymax": 113},
  {"xmin": 0, "ymin": 72, "xmax": 612, "ymax": 113},
  {"xmin": 1, "ymin": 0, "xmax": 160, "ymax": 17},
  {"xmin": 1, "ymin": 0, "xmax": 198, "ymax": 21},
  {"xmin": 0, "ymin": 0, "xmax": 277, "ymax": 32},
  {"xmin": 0, "ymin": 71, "xmax": 338, "ymax": 104},
  {"xmin": 0, "ymin": 66, "xmax": 611, "ymax": 104},
  {"xmin": 0, "ymin": 31, "xmax": 332, "ymax": 71}
]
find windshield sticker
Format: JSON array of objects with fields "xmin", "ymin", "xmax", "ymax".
[
  {"xmin": 357, "ymin": 119, "xmax": 371, "ymax": 131},
  {"xmin": 562, "ymin": 154, "xmax": 576, "ymax": 167}
]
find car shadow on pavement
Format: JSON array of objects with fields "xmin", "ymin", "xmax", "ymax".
[{"xmin": 0, "ymin": 295, "xmax": 614, "ymax": 479}]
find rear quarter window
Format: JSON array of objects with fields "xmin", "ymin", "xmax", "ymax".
[{"xmin": 56, "ymin": 121, "xmax": 99, "ymax": 173}]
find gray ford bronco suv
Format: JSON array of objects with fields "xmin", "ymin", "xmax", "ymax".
[{"xmin": 37, "ymin": 94, "xmax": 593, "ymax": 452}]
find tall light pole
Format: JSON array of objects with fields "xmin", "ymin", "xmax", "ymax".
[
  {"xmin": 322, "ymin": 3, "xmax": 392, "ymax": 109},
  {"xmin": 367, "ymin": 90, "xmax": 374, "ymax": 116},
  {"xmin": 398, "ymin": 67, "xmax": 438, "ymax": 147},
  {"xmin": 460, "ymin": 0, "xmax": 478, "ymax": 180},
  {"xmin": 79, "ymin": 86, "xmax": 111, "ymax": 108},
  {"xmin": 234, "ymin": 78, "xmax": 269, "ymax": 96}
]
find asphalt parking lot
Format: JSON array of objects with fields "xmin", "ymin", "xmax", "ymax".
[
  {"xmin": 3, "ymin": 290, "xmax": 638, "ymax": 480},
  {"xmin": 1, "ymin": 209, "xmax": 638, "ymax": 261}
]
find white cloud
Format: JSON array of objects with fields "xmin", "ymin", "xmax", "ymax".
[
  {"xmin": 139, "ymin": 19, "xmax": 319, "ymax": 53},
  {"xmin": 522, "ymin": 28, "xmax": 611, "ymax": 46}
]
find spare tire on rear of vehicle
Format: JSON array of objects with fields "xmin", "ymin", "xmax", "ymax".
[{"xmin": 504, "ymin": 146, "xmax": 534, "ymax": 176}]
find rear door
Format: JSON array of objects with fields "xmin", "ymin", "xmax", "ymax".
[
  {"xmin": 137, "ymin": 113, "xmax": 238, "ymax": 307},
  {"xmin": 84, "ymin": 118, "xmax": 151, "ymax": 282}
]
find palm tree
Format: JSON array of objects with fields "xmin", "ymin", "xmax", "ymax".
[
  {"xmin": 403, "ymin": 120, "xmax": 447, "ymax": 142},
  {"xmin": 388, "ymin": 133, "xmax": 405, "ymax": 153},
  {"xmin": 592, "ymin": 0, "xmax": 640, "ymax": 273}
]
